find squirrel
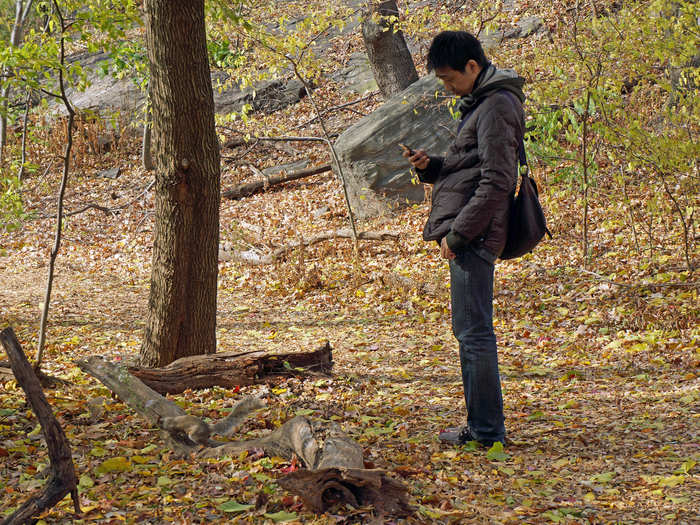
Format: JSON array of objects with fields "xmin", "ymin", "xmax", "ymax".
[{"xmin": 160, "ymin": 396, "xmax": 265, "ymax": 447}]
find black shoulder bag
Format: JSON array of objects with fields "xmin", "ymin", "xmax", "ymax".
[{"xmin": 499, "ymin": 139, "xmax": 552, "ymax": 260}]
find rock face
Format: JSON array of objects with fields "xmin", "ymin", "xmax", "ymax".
[
  {"xmin": 62, "ymin": 52, "xmax": 143, "ymax": 117},
  {"xmin": 56, "ymin": 52, "xmax": 305, "ymax": 120},
  {"xmin": 333, "ymin": 74, "xmax": 455, "ymax": 217},
  {"xmin": 330, "ymin": 53, "xmax": 378, "ymax": 95}
]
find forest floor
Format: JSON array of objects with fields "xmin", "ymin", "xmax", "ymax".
[
  {"xmin": 1, "ymin": 120, "xmax": 698, "ymax": 523},
  {"xmin": 1, "ymin": 5, "xmax": 699, "ymax": 523}
]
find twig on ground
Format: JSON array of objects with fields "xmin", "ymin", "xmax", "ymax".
[
  {"xmin": 221, "ymin": 230, "xmax": 400, "ymax": 265},
  {"xmin": 577, "ymin": 268, "xmax": 698, "ymax": 290},
  {"xmin": 39, "ymin": 179, "xmax": 155, "ymax": 219}
]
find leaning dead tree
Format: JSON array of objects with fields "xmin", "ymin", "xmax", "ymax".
[
  {"xmin": 1, "ymin": 327, "xmax": 80, "ymax": 525},
  {"xmin": 77, "ymin": 356, "xmax": 413, "ymax": 517}
]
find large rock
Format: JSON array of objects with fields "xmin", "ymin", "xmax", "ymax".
[
  {"xmin": 333, "ymin": 74, "xmax": 454, "ymax": 217},
  {"xmin": 330, "ymin": 53, "xmax": 378, "ymax": 95},
  {"xmin": 55, "ymin": 52, "xmax": 305, "ymax": 121}
]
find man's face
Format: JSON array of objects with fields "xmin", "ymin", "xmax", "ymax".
[{"xmin": 434, "ymin": 60, "xmax": 482, "ymax": 96}]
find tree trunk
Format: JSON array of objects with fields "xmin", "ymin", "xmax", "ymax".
[
  {"xmin": 0, "ymin": 0, "xmax": 34, "ymax": 164},
  {"xmin": 664, "ymin": 2, "xmax": 699, "ymax": 105},
  {"xmin": 361, "ymin": 0, "xmax": 418, "ymax": 99},
  {"xmin": 142, "ymin": 83, "xmax": 154, "ymax": 171},
  {"xmin": 140, "ymin": 0, "xmax": 221, "ymax": 367}
]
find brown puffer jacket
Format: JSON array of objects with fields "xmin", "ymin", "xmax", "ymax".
[{"xmin": 418, "ymin": 65, "xmax": 525, "ymax": 261}]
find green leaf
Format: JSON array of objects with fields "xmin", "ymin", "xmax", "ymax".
[
  {"xmin": 486, "ymin": 441, "xmax": 510, "ymax": 461},
  {"xmin": 264, "ymin": 511, "xmax": 298, "ymax": 522},
  {"xmin": 157, "ymin": 476, "xmax": 173, "ymax": 487},
  {"xmin": 78, "ymin": 474, "xmax": 94, "ymax": 489},
  {"xmin": 589, "ymin": 471, "xmax": 615, "ymax": 483},
  {"xmin": 658, "ymin": 475, "xmax": 685, "ymax": 488},
  {"xmin": 460, "ymin": 440, "xmax": 480, "ymax": 451},
  {"xmin": 218, "ymin": 501, "xmax": 254, "ymax": 513},
  {"xmin": 95, "ymin": 457, "xmax": 132, "ymax": 474},
  {"xmin": 89, "ymin": 446, "xmax": 109, "ymax": 457},
  {"xmin": 674, "ymin": 459, "xmax": 696, "ymax": 474}
]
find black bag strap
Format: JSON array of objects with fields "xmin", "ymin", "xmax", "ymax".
[
  {"xmin": 517, "ymin": 136, "xmax": 529, "ymax": 177},
  {"xmin": 504, "ymin": 91, "xmax": 553, "ymax": 238}
]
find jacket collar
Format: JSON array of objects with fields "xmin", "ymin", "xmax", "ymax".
[{"xmin": 457, "ymin": 64, "xmax": 526, "ymax": 116}]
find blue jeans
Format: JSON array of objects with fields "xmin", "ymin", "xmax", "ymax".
[{"xmin": 449, "ymin": 247, "xmax": 505, "ymax": 444}]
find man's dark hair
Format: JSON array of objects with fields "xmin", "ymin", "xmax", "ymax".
[{"xmin": 426, "ymin": 31, "xmax": 488, "ymax": 72}]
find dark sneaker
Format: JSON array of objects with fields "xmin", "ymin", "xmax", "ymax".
[{"xmin": 438, "ymin": 426, "xmax": 495, "ymax": 448}]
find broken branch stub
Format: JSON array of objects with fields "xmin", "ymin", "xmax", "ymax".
[{"xmin": 278, "ymin": 467, "xmax": 414, "ymax": 517}]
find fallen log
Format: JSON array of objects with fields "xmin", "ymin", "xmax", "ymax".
[
  {"xmin": 222, "ymin": 163, "xmax": 331, "ymax": 200},
  {"xmin": 220, "ymin": 230, "xmax": 400, "ymax": 265},
  {"xmin": 124, "ymin": 342, "xmax": 332, "ymax": 395},
  {"xmin": 77, "ymin": 357, "xmax": 413, "ymax": 518},
  {"xmin": 1, "ymin": 328, "xmax": 80, "ymax": 525}
]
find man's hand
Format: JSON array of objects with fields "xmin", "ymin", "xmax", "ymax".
[
  {"xmin": 403, "ymin": 148, "xmax": 430, "ymax": 171},
  {"xmin": 440, "ymin": 236, "xmax": 456, "ymax": 260}
]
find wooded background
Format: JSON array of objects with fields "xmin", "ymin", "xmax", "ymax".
[{"xmin": 0, "ymin": 0, "xmax": 698, "ymax": 523}]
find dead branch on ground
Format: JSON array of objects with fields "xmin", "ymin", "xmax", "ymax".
[
  {"xmin": 1, "ymin": 327, "xmax": 80, "ymax": 525},
  {"xmin": 222, "ymin": 164, "xmax": 331, "ymax": 200},
  {"xmin": 126, "ymin": 342, "xmax": 333, "ymax": 395},
  {"xmin": 76, "ymin": 354, "xmax": 412, "ymax": 517},
  {"xmin": 221, "ymin": 230, "xmax": 400, "ymax": 265}
]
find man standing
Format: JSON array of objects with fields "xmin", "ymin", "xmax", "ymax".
[{"xmin": 405, "ymin": 31, "xmax": 525, "ymax": 447}]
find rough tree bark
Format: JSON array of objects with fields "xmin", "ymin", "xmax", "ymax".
[
  {"xmin": 141, "ymin": 83, "xmax": 154, "ymax": 171},
  {"xmin": 140, "ymin": 0, "xmax": 221, "ymax": 367},
  {"xmin": 361, "ymin": 0, "xmax": 418, "ymax": 99},
  {"xmin": 1, "ymin": 327, "xmax": 80, "ymax": 525}
]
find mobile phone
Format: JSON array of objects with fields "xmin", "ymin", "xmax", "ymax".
[{"xmin": 398, "ymin": 143, "xmax": 414, "ymax": 156}]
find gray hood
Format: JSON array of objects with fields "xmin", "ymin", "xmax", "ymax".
[{"xmin": 458, "ymin": 64, "xmax": 525, "ymax": 115}]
